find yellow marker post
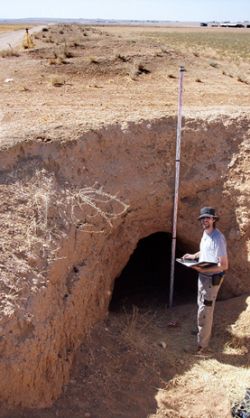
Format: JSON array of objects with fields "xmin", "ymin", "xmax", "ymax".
[{"xmin": 22, "ymin": 28, "xmax": 35, "ymax": 49}]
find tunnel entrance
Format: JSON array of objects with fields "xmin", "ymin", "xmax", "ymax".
[{"xmin": 109, "ymin": 232, "xmax": 197, "ymax": 311}]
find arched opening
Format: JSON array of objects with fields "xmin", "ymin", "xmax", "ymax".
[{"xmin": 109, "ymin": 232, "xmax": 197, "ymax": 311}]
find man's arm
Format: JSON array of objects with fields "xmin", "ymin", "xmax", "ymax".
[{"xmin": 192, "ymin": 255, "xmax": 228, "ymax": 274}]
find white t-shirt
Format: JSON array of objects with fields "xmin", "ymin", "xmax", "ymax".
[{"xmin": 199, "ymin": 228, "xmax": 227, "ymax": 273}]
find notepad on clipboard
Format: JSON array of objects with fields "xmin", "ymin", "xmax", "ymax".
[{"xmin": 176, "ymin": 258, "xmax": 217, "ymax": 268}]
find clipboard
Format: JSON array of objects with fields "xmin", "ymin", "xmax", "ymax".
[{"xmin": 176, "ymin": 258, "xmax": 217, "ymax": 268}]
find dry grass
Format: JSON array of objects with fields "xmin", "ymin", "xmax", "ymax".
[
  {"xmin": 138, "ymin": 29, "xmax": 250, "ymax": 61},
  {"xmin": 116, "ymin": 53, "xmax": 129, "ymax": 62},
  {"xmin": 89, "ymin": 56, "xmax": 99, "ymax": 64},
  {"xmin": 237, "ymin": 75, "xmax": 249, "ymax": 84},
  {"xmin": 209, "ymin": 61, "xmax": 219, "ymax": 68},
  {"xmin": 0, "ymin": 45, "xmax": 19, "ymax": 57},
  {"xmin": 129, "ymin": 62, "xmax": 151, "ymax": 80},
  {"xmin": 0, "ymin": 24, "xmax": 28, "ymax": 32},
  {"xmin": 0, "ymin": 169, "xmax": 129, "ymax": 317},
  {"xmin": 24, "ymin": 172, "xmax": 129, "ymax": 253},
  {"xmin": 65, "ymin": 183, "xmax": 129, "ymax": 232},
  {"xmin": 49, "ymin": 75, "xmax": 65, "ymax": 86},
  {"xmin": 137, "ymin": 63, "xmax": 151, "ymax": 74},
  {"xmin": 121, "ymin": 306, "xmax": 156, "ymax": 348}
]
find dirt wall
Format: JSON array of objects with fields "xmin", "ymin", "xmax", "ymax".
[{"xmin": 0, "ymin": 113, "xmax": 249, "ymax": 408}]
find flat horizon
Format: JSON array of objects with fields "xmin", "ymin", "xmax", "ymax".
[{"xmin": 0, "ymin": 17, "xmax": 249, "ymax": 24}]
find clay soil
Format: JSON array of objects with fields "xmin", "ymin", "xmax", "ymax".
[{"xmin": 0, "ymin": 24, "xmax": 250, "ymax": 418}]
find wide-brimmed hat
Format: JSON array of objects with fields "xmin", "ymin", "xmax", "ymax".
[{"xmin": 198, "ymin": 207, "xmax": 219, "ymax": 220}]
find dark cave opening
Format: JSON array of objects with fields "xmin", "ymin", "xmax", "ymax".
[{"xmin": 109, "ymin": 232, "xmax": 198, "ymax": 311}]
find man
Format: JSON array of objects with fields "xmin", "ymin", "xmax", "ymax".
[{"xmin": 183, "ymin": 207, "xmax": 228, "ymax": 354}]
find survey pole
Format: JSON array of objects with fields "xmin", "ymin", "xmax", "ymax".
[{"xmin": 169, "ymin": 65, "xmax": 185, "ymax": 308}]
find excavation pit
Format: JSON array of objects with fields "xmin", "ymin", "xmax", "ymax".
[{"xmin": 0, "ymin": 112, "xmax": 249, "ymax": 411}]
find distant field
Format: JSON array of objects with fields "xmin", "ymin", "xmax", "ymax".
[
  {"xmin": 0, "ymin": 24, "xmax": 28, "ymax": 32},
  {"xmin": 105, "ymin": 26, "xmax": 250, "ymax": 61},
  {"xmin": 140, "ymin": 29, "xmax": 250, "ymax": 61}
]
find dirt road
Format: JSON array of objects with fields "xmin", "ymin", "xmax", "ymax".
[{"xmin": 0, "ymin": 25, "xmax": 46, "ymax": 49}]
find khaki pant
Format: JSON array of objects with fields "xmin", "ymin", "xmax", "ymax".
[{"xmin": 197, "ymin": 273, "xmax": 223, "ymax": 348}]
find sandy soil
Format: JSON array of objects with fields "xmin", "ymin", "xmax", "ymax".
[
  {"xmin": 4, "ymin": 295, "xmax": 250, "ymax": 418},
  {"xmin": 0, "ymin": 24, "xmax": 249, "ymax": 417}
]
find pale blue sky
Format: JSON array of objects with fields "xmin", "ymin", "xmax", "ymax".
[{"xmin": 1, "ymin": 0, "xmax": 250, "ymax": 22}]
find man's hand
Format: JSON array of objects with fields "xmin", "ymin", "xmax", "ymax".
[{"xmin": 183, "ymin": 253, "xmax": 197, "ymax": 260}]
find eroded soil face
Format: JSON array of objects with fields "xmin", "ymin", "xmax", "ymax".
[{"xmin": 0, "ymin": 24, "xmax": 249, "ymax": 417}]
